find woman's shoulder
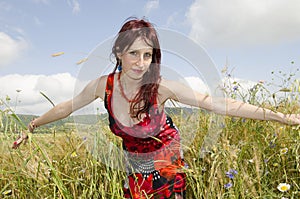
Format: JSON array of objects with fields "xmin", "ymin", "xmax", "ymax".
[
  {"xmin": 157, "ymin": 78, "xmax": 177, "ymax": 103},
  {"xmin": 158, "ymin": 77, "xmax": 179, "ymax": 91},
  {"xmin": 92, "ymin": 74, "xmax": 110, "ymax": 100}
]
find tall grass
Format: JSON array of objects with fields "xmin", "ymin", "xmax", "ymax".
[{"xmin": 0, "ymin": 68, "xmax": 299, "ymax": 198}]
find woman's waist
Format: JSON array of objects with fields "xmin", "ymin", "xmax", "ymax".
[{"xmin": 122, "ymin": 127, "xmax": 179, "ymax": 154}]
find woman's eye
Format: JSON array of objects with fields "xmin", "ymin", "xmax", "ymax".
[
  {"xmin": 129, "ymin": 51, "xmax": 137, "ymax": 56},
  {"xmin": 145, "ymin": 53, "xmax": 152, "ymax": 58}
]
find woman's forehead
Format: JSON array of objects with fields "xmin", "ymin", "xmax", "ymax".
[{"xmin": 127, "ymin": 37, "xmax": 153, "ymax": 51}]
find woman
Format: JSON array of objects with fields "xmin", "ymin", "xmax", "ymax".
[{"xmin": 13, "ymin": 18, "xmax": 300, "ymax": 199}]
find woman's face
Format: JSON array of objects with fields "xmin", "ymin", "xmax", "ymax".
[{"xmin": 118, "ymin": 37, "xmax": 153, "ymax": 80}]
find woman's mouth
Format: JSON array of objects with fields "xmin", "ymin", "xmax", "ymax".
[{"xmin": 132, "ymin": 69, "xmax": 144, "ymax": 74}]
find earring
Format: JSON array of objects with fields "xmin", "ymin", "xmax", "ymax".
[{"xmin": 117, "ymin": 65, "xmax": 122, "ymax": 71}]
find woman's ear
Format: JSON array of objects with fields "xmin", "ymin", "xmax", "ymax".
[
  {"xmin": 116, "ymin": 52, "xmax": 122, "ymax": 60},
  {"xmin": 116, "ymin": 46, "xmax": 122, "ymax": 60}
]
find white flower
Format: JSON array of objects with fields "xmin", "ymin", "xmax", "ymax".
[
  {"xmin": 280, "ymin": 147, "xmax": 288, "ymax": 155},
  {"xmin": 277, "ymin": 183, "xmax": 290, "ymax": 192}
]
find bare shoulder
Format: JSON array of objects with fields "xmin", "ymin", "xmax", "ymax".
[
  {"xmin": 159, "ymin": 78, "xmax": 186, "ymax": 92},
  {"xmin": 158, "ymin": 78, "xmax": 178, "ymax": 103},
  {"xmin": 95, "ymin": 75, "xmax": 109, "ymax": 100}
]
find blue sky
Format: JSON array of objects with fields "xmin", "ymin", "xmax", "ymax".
[{"xmin": 1, "ymin": 0, "xmax": 300, "ymax": 115}]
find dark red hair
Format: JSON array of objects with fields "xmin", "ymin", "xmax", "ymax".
[{"xmin": 112, "ymin": 18, "xmax": 161, "ymax": 119}]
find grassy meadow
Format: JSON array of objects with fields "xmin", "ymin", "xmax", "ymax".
[{"xmin": 0, "ymin": 68, "xmax": 299, "ymax": 198}]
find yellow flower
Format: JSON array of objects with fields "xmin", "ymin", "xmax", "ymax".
[
  {"xmin": 273, "ymin": 163, "xmax": 279, "ymax": 167},
  {"xmin": 71, "ymin": 151, "xmax": 78, "ymax": 158},
  {"xmin": 277, "ymin": 126, "xmax": 284, "ymax": 134},
  {"xmin": 277, "ymin": 183, "xmax": 290, "ymax": 192}
]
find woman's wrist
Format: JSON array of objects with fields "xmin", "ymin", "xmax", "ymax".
[
  {"xmin": 28, "ymin": 119, "xmax": 38, "ymax": 132},
  {"xmin": 272, "ymin": 111, "xmax": 285, "ymax": 123}
]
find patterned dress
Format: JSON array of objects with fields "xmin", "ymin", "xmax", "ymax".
[{"xmin": 104, "ymin": 73, "xmax": 186, "ymax": 199}]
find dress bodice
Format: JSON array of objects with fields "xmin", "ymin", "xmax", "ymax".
[{"xmin": 104, "ymin": 73, "xmax": 178, "ymax": 154}]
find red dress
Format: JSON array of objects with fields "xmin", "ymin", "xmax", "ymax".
[{"xmin": 104, "ymin": 73, "xmax": 186, "ymax": 199}]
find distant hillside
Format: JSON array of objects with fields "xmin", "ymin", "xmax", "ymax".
[
  {"xmin": 15, "ymin": 113, "xmax": 108, "ymax": 127},
  {"xmin": 3, "ymin": 107, "xmax": 203, "ymax": 130}
]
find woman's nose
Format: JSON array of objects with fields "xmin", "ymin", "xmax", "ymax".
[{"xmin": 136, "ymin": 55, "xmax": 145, "ymax": 67}]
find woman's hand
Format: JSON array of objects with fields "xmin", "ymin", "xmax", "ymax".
[
  {"xmin": 12, "ymin": 131, "xmax": 28, "ymax": 149},
  {"xmin": 282, "ymin": 113, "xmax": 300, "ymax": 125},
  {"xmin": 12, "ymin": 121, "xmax": 34, "ymax": 149}
]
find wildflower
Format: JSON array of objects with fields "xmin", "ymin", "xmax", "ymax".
[
  {"xmin": 269, "ymin": 141, "xmax": 276, "ymax": 148},
  {"xmin": 2, "ymin": 189, "xmax": 12, "ymax": 196},
  {"xmin": 280, "ymin": 147, "xmax": 288, "ymax": 155},
  {"xmin": 230, "ymin": 169, "xmax": 238, "ymax": 175},
  {"xmin": 71, "ymin": 151, "xmax": 78, "ymax": 158},
  {"xmin": 79, "ymin": 169, "xmax": 86, "ymax": 174},
  {"xmin": 248, "ymin": 159, "xmax": 254, "ymax": 163},
  {"xmin": 224, "ymin": 182, "xmax": 233, "ymax": 189},
  {"xmin": 233, "ymin": 85, "xmax": 238, "ymax": 91},
  {"xmin": 226, "ymin": 169, "xmax": 238, "ymax": 179},
  {"xmin": 277, "ymin": 183, "xmax": 290, "ymax": 192},
  {"xmin": 226, "ymin": 172, "xmax": 234, "ymax": 179},
  {"xmin": 277, "ymin": 126, "xmax": 284, "ymax": 134},
  {"xmin": 273, "ymin": 163, "xmax": 279, "ymax": 167}
]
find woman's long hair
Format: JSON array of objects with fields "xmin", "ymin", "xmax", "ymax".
[{"xmin": 112, "ymin": 18, "xmax": 161, "ymax": 119}]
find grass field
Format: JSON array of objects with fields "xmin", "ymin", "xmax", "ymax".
[{"xmin": 1, "ymin": 69, "xmax": 299, "ymax": 198}]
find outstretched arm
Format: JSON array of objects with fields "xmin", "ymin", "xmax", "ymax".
[
  {"xmin": 29, "ymin": 77, "xmax": 105, "ymax": 129},
  {"xmin": 215, "ymin": 97, "xmax": 299, "ymax": 125},
  {"xmin": 159, "ymin": 79, "xmax": 300, "ymax": 125},
  {"xmin": 13, "ymin": 76, "xmax": 107, "ymax": 149}
]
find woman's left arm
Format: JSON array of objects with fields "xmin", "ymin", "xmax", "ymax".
[
  {"xmin": 160, "ymin": 79, "xmax": 300, "ymax": 125},
  {"xmin": 221, "ymin": 97, "xmax": 300, "ymax": 125}
]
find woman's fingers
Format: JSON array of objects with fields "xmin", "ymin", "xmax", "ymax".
[
  {"xmin": 285, "ymin": 114, "xmax": 300, "ymax": 125},
  {"xmin": 12, "ymin": 132, "xmax": 28, "ymax": 149}
]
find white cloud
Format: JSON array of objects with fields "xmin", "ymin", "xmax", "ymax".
[
  {"xmin": 144, "ymin": 0, "xmax": 159, "ymax": 15},
  {"xmin": 0, "ymin": 73, "xmax": 103, "ymax": 115},
  {"xmin": 0, "ymin": 32, "xmax": 28, "ymax": 67},
  {"xmin": 186, "ymin": 0, "xmax": 300, "ymax": 46},
  {"xmin": 165, "ymin": 12, "xmax": 179, "ymax": 28},
  {"xmin": 184, "ymin": 75, "xmax": 261, "ymax": 98},
  {"xmin": 67, "ymin": 0, "xmax": 80, "ymax": 14}
]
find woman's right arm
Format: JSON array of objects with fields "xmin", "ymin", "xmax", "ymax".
[
  {"xmin": 13, "ymin": 75, "xmax": 107, "ymax": 149},
  {"xmin": 29, "ymin": 75, "xmax": 108, "ymax": 131}
]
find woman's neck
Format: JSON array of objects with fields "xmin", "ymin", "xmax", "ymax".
[
  {"xmin": 118, "ymin": 72, "xmax": 142, "ymax": 102},
  {"xmin": 119, "ymin": 72, "xmax": 142, "ymax": 92}
]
